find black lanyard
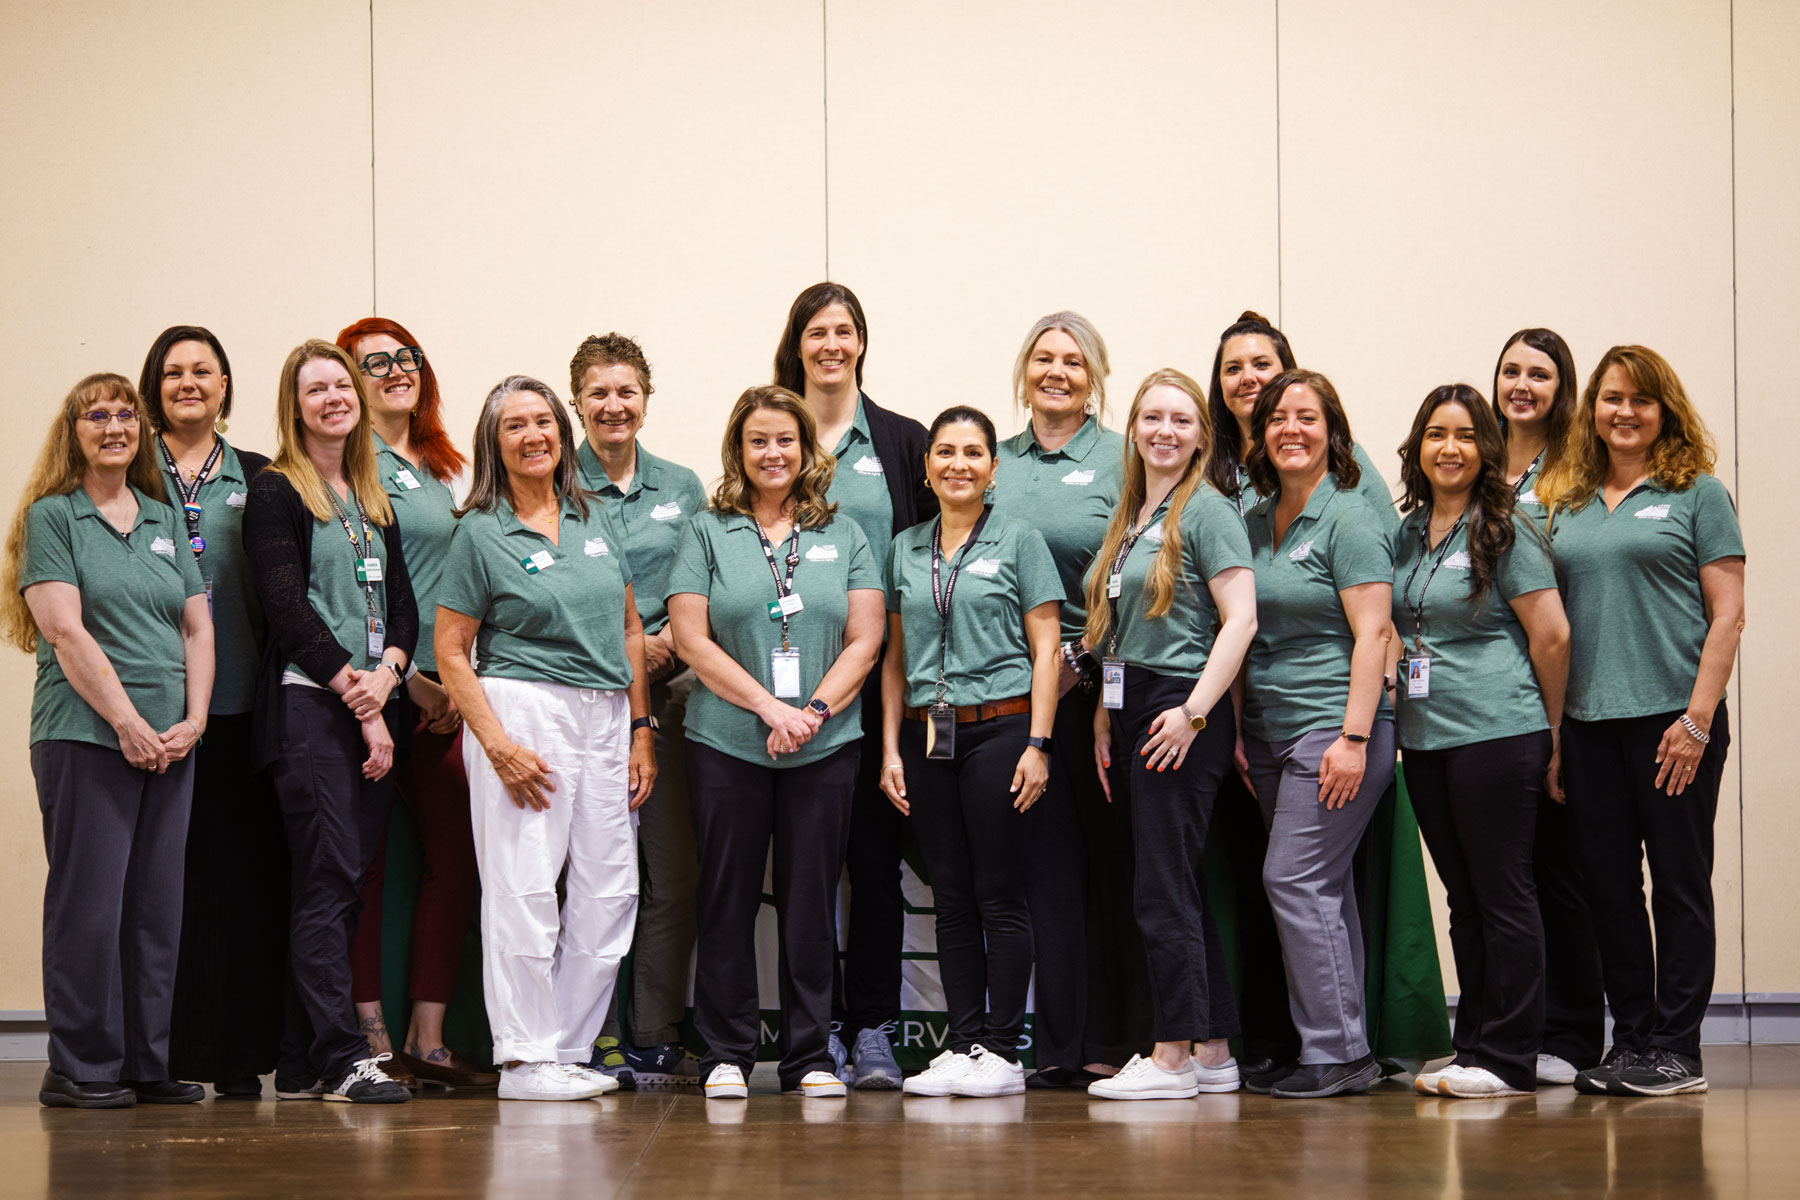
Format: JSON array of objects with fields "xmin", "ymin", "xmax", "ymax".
[
  {"xmin": 752, "ymin": 516, "xmax": 803, "ymax": 651},
  {"xmin": 1105, "ymin": 488, "xmax": 1174, "ymax": 656},
  {"xmin": 1400, "ymin": 507, "xmax": 1470, "ymax": 652},
  {"xmin": 1513, "ymin": 450, "xmax": 1544, "ymax": 499},
  {"xmin": 327, "ymin": 486, "xmax": 380, "ymax": 617},
  {"xmin": 157, "ymin": 435, "xmax": 223, "ymax": 555},
  {"xmin": 928, "ymin": 506, "xmax": 992, "ymax": 704}
]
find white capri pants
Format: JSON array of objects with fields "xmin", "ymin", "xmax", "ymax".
[{"xmin": 466, "ymin": 676, "xmax": 638, "ymax": 1065}]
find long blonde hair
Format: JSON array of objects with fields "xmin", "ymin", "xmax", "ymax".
[
  {"xmin": 3, "ymin": 374, "xmax": 165, "ymax": 652},
  {"xmin": 710, "ymin": 385, "xmax": 838, "ymax": 530},
  {"xmin": 1541, "ymin": 344, "xmax": 1717, "ymax": 514},
  {"xmin": 1084, "ymin": 369, "xmax": 1214, "ymax": 649},
  {"xmin": 264, "ymin": 340, "xmax": 394, "ymax": 526}
]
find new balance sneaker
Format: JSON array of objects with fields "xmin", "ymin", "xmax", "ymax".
[
  {"xmin": 798, "ymin": 1070, "xmax": 847, "ymax": 1098},
  {"xmin": 851, "ymin": 1023, "xmax": 903, "ymax": 1090},
  {"xmin": 1190, "ymin": 1055, "xmax": 1241, "ymax": 1094},
  {"xmin": 1087, "ymin": 1054, "xmax": 1200, "ymax": 1100},
  {"xmin": 1267, "ymin": 1055, "xmax": 1380, "ymax": 1099},
  {"xmin": 1614, "ymin": 1048, "xmax": 1707, "ymax": 1096},
  {"xmin": 1438, "ymin": 1066, "xmax": 1530, "ymax": 1098},
  {"xmin": 325, "ymin": 1055, "xmax": 412, "ymax": 1103},
  {"xmin": 1574, "ymin": 1047, "xmax": 1640, "ymax": 1096},
  {"xmin": 622, "ymin": 1042, "xmax": 701, "ymax": 1086},
  {"xmin": 1535, "ymin": 1053, "xmax": 1578, "ymax": 1085},
  {"xmin": 704, "ymin": 1063, "xmax": 749, "ymax": 1100},
  {"xmin": 954, "ymin": 1046, "xmax": 1026, "ymax": 1097},
  {"xmin": 499, "ymin": 1062, "xmax": 608, "ymax": 1101},
  {"xmin": 903, "ymin": 1050, "xmax": 975, "ymax": 1096},
  {"xmin": 563, "ymin": 1063, "xmax": 622, "ymax": 1095},
  {"xmin": 589, "ymin": 1035, "xmax": 635, "ymax": 1090}
]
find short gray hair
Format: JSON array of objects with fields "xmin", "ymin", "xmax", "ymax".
[{"xmin": 459, "ymin": 375, "xmax": 591, "ymax": 519}]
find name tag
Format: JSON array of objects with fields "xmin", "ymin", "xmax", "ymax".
[
  {"xmin": 650, "ymin": 501, "xmax": 682, "ymax": 521},
  {"xmin": 1406, "ymin": 655, "xmax": 1431, "ymax": 698},
  {"xmin": 1061, "ymin": 469, "xmax": 1095, "ymax": 486},
  {"xmin": 226, "ymin": 491, "xmax": 247, "ymax": 509},
  {"xmin": 393, "ymin": 468, "xmax": 421, "ymax": 491},
  {"xmin": 1101, "ymin": 659, "xmax": 1125, "ymax": 709},
  {"xmin": 1636, "ymin": 504, "xmax": 1671, "ymax": 521},
  {"xmin": 151, "ymin": 536, "xmax": 176, "ymax": 558},
  {"xmin": 1288, "ymin": 539, "xmax": 1315, "ymax": 561},
  {"xmin": 771, "ymin": 648, "xmax": 801, "ymax": 699},
  {"xmin": 852, "ymin": 455, "xmax": 884, "ymax": 476},
  {"xmin": 356, "ymin": 557, "xmax": 383, "ymax": 583},
  {"xmin": 584, "ymin": 537, "xmax": 609, "ymax": 557},
  {"xmin": 967, "ymin": 557, "xmax": 1002, "ymax": 577},
  {"xmin": 768, "ymin": 593, "xmax": 805, "ymax": 619},
  {"xmin": 521, "ymin": 550, "xmax": 555, "ymax": 573},
  {"xmin": 1107, "ymin": 573, "xmax": 1123, "ymax": 599},
  {"xmin": 368, "ymin": 614, "xmax": 385, "ymax": 658},
  {"xmin": 805, "ymin": 544, "xmax": 838, "ymax": 562}
]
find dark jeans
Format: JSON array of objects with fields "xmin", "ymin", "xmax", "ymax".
[
  {"xmin": 1405, "ymin": 730, "xmax": 1550, "ymax": 1092},
  {"xmin": 1107, "ymin": 669, "xmax": 1239, "ymax": 1044},
  {"xmin": 1563, "ymin": 703, "xmax": 1729, "ymax": 1059},
  {"xmin": 902, "ymin": 712, "xmax": 1034, "ymax": 1060},
  {"xmin": 1536, "ymin": 780, "xmax": 1605, "ymax": 1069},
  {"xmin": 838, "ymin": 673, "xmax": 903, "ymax": 1037},
  {"xmin": 689, "ymin": 740, "xmax": 857, "ymax": 1090}
]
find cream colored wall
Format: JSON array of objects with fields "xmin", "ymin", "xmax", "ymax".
[{"xmin": 0, "ymin": 1, "xmax": 1791, "ymax": 1011}]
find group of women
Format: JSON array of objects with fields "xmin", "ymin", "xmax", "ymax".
[{"xmin": 7, "ymin": 285, "xmax": 1743, "ymax": 1110}]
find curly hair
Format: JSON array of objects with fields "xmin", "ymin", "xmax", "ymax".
[
  {"xmin": 1396, "ymin": 384, "xmax": 1520, "ymax": 607},
  {"xmin": 1540, "ymin": 345, "xmax": 1717, "ymax": 513},
  {"xmin": 1205, "ymin": 310, "xmax": 1296, "ymax": 497},
  {"xmin": 569, "ymin": 331, "xmax": 655, "ymax": 401},
  {"xmin": 1244, "ymin": 369, "xmax": 1361, "ymax": 499},
  {"xmin": 336, "ymin": 316, "xmax": 468, "ymax": 484},
  {"xmin": 712, "ymin": 386, "xmax": 838, "ymax": 530}
]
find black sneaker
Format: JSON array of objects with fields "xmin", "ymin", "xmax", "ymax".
[
  {"xmin": 324, "ymin": 1055, "xmax": 411, "ymax": 1103},
  {"xmin": 1268, "ymin": 1055, "xmax": 1381, "ymax": 1099},
  {"xmin": 1242, "ymin": 1058, "xmax": 1299, "ymax": 1095},
  {"xmin": 1573, "ymin": 1047, "xmax": 1639, "ymax": 1096},
  {"xmin": 1615, "ymin": 1048, "xmax": 1707, "ymax": 1096}
]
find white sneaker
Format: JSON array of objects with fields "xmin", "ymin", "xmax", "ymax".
[
  {"xmin": 798, "ymin": 1070, "xmax": 847, "ymax": 1098},
  {"xmin": 903, "ymin": 1050, "xmax": 975, "ymax": 1096},
  {"xmin": 1536, "ymin": 1053, "xmax": 1577, "ymax": 1085},
  {"xmin": 1415, "ymin": 1066, "xmax": 1453, "ymax": 1095},
  {"xmin": 1190, "ymin": 1055, "xmax": 1241, "ymax": 1093},
  {"xmin": 953, "ymin": 1046, "xmax": 1026, "ymax": 1097},
  {"xmin": 1087, "ymin": 1054, "xmax": 1200, "ymax": 1100},
  {"xmin": 704, "ymin": 1063, "xmax": 749, "ymax": 1100},
  {"xmin": 499, "ymin": 1062, "xmax": 607, "ymax": 1101},
  {"xmin": 564, "ymin": 1063, "xmax": 621, "ymax": 1095},
  {"xmin": 1440, "ymin": 1066, "xmax": 1529, "ymax": 1098}
]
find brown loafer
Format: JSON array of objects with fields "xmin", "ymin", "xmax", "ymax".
[{"xmin": 394, "ymin": 1048, "xmax": 499, "ymax": 1089}]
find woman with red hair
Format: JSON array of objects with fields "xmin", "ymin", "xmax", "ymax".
[{"xmin": 335, "ymin": 317, "xmax": 493, "ymax": 1089}]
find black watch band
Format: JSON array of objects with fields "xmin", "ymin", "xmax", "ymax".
[
  {"xmin": 1026, "ymin": 736, "xmax": 1053, "ymax": 752},
  {"xmin": 630, "ymin": 716, "xmax": 658, "ymax": 734},
  {"xmin": 1340, "ymin": 729, "xmax": 1370, "ymax": 743}
]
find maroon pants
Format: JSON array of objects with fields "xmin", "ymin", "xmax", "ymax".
[{"xmin": 350, "ymin": 715, "xmax": 480, "ymax": 1004}]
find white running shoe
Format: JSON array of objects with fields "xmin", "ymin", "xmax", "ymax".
[
  {"xmin": 563, "ymin": 1063, "xmax": 622, "ymax": 1095},
  {"xmin": 903, "ymin": 1050, "xmax": 975, "ymax": 1096},
  {"xmin": 1535, "ymin": 1053, "xmax": 1577, "ymax": 1085},
  {"xmin": 798, "ymin": 1070, "xmax": 847, "ymax": 1098},
  {"xmin": 953, "ymin": 1046, "xmax": 1026, "ymax": 1097},
  {"xmin": 1440, "ymin": 1066, "xmax": 1529, "ymax": 1098},
  {"xmin": 1190, "ymin": 1055, "xmax": 1241, "ymax": 1094},
  {"xmin": 1087, "ymin": 1054, "xmax": 1200, "ymax": 1100},
  {"xmin": 1414, "ymin": 1066, "xmax": 1453, "ymax": 1095},
  {"xmin": 499, "ymin": 1062, "xmax": 607, "ymax": 1101},
  {"xmin": 704, "ymin": 1063, "xmax": 749, "ymax": 1100}
]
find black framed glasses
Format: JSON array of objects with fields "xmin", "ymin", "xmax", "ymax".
[
  {"xmin": 358, "ymin": 346, "xmax": 426, "ymax": 378},
  {"xmin": 80, "ymin": 408, "xmax": 139, "ymax": 427}
]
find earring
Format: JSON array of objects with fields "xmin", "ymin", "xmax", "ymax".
[
  {"xmin": 1083, "ymin": 398, "xmax": 1097, "ymax": 416},
  {"xmin": 215, "ymin": 417, "xmax": 229, "ymax": 434},
  {"xmin": 982, "ymin": 482, "xmax": 995, "ymax": 503}
]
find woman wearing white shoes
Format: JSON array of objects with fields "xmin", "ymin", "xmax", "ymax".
[{"xmin": 879, "ymin": 407, "xmax": 1063, "ymax": 1099}]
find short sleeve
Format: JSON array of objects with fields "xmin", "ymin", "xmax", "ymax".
[
  {"xmin": 1016, "ymin": 527, "xmax": 1065, "ymax": 613},
  {"xmin": 1690, "ymin": 475, "xmax": 1745, "ymax": 565},
  {"xmin": 1187, "ymin": 492, "xmax": 1253, "ymax": 581},
  {"xmin": 20, "ymin": 499, "xmax": 78, "ymax": 590},
  {"xmin": 664, "ymin": 517, "xmax": 716, "ymax": 599},
  {"xmin": 177, "ymin": 533, "xmax": 206, "ymax": 598},
  {"xmin": 885, "ymin": 540, "xmax": 904, "ymax": 613},
  {"xmin": 434, "ymin": 520, "xmax": 491, "ymax": 619},
  {"xmin": 1326, "ymin": 504, "xmax": 1394, "ymax": 588},
  {"xmin": 1498, "ymin": 516, "xmax": 1558, "ymax": 600},
  {"xmin": 844, "ymin": 520, "xmax": 882, "ymax": 591}
]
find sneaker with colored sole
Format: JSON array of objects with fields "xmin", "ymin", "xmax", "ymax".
[
  {"xmin": 798, "ymin": 1069, "xmax": 847, "ymax": 1098},
  {"xmin": 704, "ymin": 1063, "xmax": 749, "ymax": 1100},
  {"xmin": 1087, "ymin": 1054, "xmax": 1200, "ymax": 1100},
  {"xmin": 589, "ymin": 1035, "xmax": 635, "ymax": 1090}
]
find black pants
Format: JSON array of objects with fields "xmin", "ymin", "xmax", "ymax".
[
  {"xmin": 1108, "ymin": 669, "xmax": 1239, "ymax": 1044},
  {"xmin": 168, "ymin": 711, "xmax": 290, "ymax": 1083},
  {"xmin": 1207, "ymin": 766, "xmax": 1299, "ymax": 1064},
  {"xmin": 902, "ymin": 711, "xmax": 1034, "ymax": 1060},
  {"xmin": 1404, "ymin": 730, "xmax": 1550, "ymax": 1092},
  {"xmin": 1535, "ymin": 781, "xmax": 1605, "ymax": 1069},
  {"xmin": 33, "ymin": 739, "xmax": 194, "ymax": 1083},
  {"xmin": 270, "ymin": 687, "xmax": 393, "ymax": 1087},
  {"xmin": 838, "ymin": 672, "xmax": 903, "ymax": 1038},
  {"xmin": 1562, "ymin": 704, "xmax": 1729, "ymax": 1059},
  {"xmin": 690, "ymin": 740, "xmax": 857, "ymax": 1090}
]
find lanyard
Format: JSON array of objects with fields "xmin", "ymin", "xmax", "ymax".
[
  {"xmin": 327, "ymin": 486, "xmax": 380, "ymax": 616},
  {"xmin": 1105, "ymin": 488, "xmax": 1175, "ymax": 657},
  {"xmin": 1232, "ymin": 462, "xmax": 1251, "ymax": 518},
  {"xmin": 1513, "ymin": 450, "xmax": 1544, "ymax": 499},
  {"xmin": 752, "ymin": 516, "xmax": 803, "ymax": 651},
  {"xmin": 928, "ymin": 506, "xmax": 992, "ymax": 703},
  {"xmin": 157, "ymin": 435, "xmax": 223, "ymax": 555},
  {"xmin": 1400, "ymin": 507, "xmax": 1469, "ymax": 652}
]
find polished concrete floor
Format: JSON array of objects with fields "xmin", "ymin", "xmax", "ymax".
[{"xmin": 4, "ymin": 1048, "xmax": 1800, "ymax": 1198}]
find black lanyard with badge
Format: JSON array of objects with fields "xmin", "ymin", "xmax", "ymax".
[
  {"xmin": 1398, "ymin": 508, "xmax": 1469, "ymax": 700},
  {"xmin": 924, "ymin": 506, "xmax": 992, "ymax": 759},
  {"xmin": 328, "ymin": 487, "xmax": 386, "ymax": 660},
  {"xmin": 1101, "ymin": 490, "xmax": 1174, "ymax": 710},
  {"xmin": 1512, "ymin": 450, "xmax": 1544, "ymax": 501},
  {"xmin": 754, "ymin": 517, "xmax": 805, "ymax": 700},
  {"xmin": 158, "ymin": 435, "xmax": 224, "ymax": 615}
]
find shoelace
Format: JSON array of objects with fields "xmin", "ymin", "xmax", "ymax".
[
  {"xmin": 1111, "ymin": 1054, "xmax": 1155, "ymax": 1081},
  {"xmin": 922, "ymin": 1051, "xmax": 967, "ymax": 1077},
  {"xmin": 349, "ymin": 1053, "xmax": 398, "ymax": 1086}
]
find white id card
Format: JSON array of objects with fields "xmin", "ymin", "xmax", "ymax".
[
  {"xmin": 1406, "ymin": 655, "xmax": 1431, "ymax": 698},
  {"xmin": 368, "ymin": 614, "xmax": 385, "ymax": 658},
  {"xmin": 778, "ymin": 593, "xmax": 805, "ymax": 617},
  {"xmin": 394, "ymin": 468, "xmax": 422, "ymax": 490},
  {"xmin": 1101, "ymin": 658, "xmax": 1126, "ymax": 710},
  {"xmin": 357, "ymin": 556, "xmax": 384, "ymax": 583},
  {"xmin": 1107, "ymin": 573, "xmax": 1123, "ymax": 599},
  {"xmin": 771, "ymin": 648, "xmax": 802, "ymax": 699}
]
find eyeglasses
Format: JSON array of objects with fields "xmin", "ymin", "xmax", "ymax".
[
  {"xmin": 358, "ymin": 346, "xmax": 426, "ymax": 378},
  {"xmin": 80, "ymin": 408, "xmax": 139, "ymax": 427}
]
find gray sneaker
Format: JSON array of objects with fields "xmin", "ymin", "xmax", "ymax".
[
  {"xmin": 851, "ymin": 1023, "xmax": 902, "ymax": 1090},
  {"xmin": 829, "ymin": 1022, "xmax": 852, "ymax": 1085}
]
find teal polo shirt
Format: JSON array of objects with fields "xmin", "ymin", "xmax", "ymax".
[
  {"xmin": 577, "ymin": 439, "xmax": 707, "ymax": 635},
  {"xmin": 989, "ymin": 416, "xmax": 1127, "ymax": 642},
  {"xmin": 1391, "ymin": 510, "xmax": 1558, "ymax": 750},
  {"xmin": 1225, "ymin": 443, "xmax": 1399, "ymax": 534},
  {"xmin": 667, "ymin": 509, "xmax": 881, "ymax": 767},
  {"xmin": 885, "ymin": 511, "xmax": 1063, "ymax": 708},
  {"xmin": 22, "ymin": 486, "xmax": 206, "ymax": 749},
  {"xmin": 1513, "ymin": 457, "xmax": 1551, "ymax": 527},
  {"xmin": 437, "ymin": 495, "xmax": 636, "ymax": 691},
  {"xmin": 1243, "ymin": 477, "xmax": 1394, "ymax": 741},
  {"xmin": 374, "ymin": 433, "xmax": 459, "ymax": 673},
  {"xmin": 826, "ymin": 398, "xmax": 896, "ymax": 586},
  {"xmin": 1549, "ymin": 474, "xmax": 1744, "ymax": 722},
  {"xmin": 158, "ymin": 438, "xmax": 260, "ymax": 714},
  {"xmin": 289, "ymin": 485, "xmax": 390, "ymax": 680}
]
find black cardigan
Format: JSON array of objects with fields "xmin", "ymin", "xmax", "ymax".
[
  {"xmin": 243, "ymin": 468, "xmax": 418, "ymax": 769},
  {"xmin": 860, "ymin": 392, "xmax": 937, "ymax": 534}
]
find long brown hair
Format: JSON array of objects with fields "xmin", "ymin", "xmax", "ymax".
[
  {"xmin": 264, "ymin": 340, "xmax": 394, "ymax": 526},
  {"xmin": 3, "ymin": 374, "xmax": 165, "ymax": 652},
  {"xmin": 336, "ymin": 316, "xmax": 468, "ymax": 484},
  {"xmin": 1491, "ymin": 327, "xmax": 1577, "ymax": 485},
  {"xmin": 1541, "ymin": 345, "xmax": 1717, "ymax": 514},
  {"xmin": 1244, "ymin": 369, "xmax": 1361, "ymax": 498},
  {"xmin": 1084, "ymin": 369, "xmax": 1213, "ymax": 649},
  {"xmin": 711, "ymin": 386, "xmax": 838, "ymax": 530},
  {"xmin": 1396, "ymin": 384, "xmax": 1519, "ymax": 607},
  {"xmin": 773, "ymin": 283, "xmax": 868, "ymax": 395},
  {"xmin": 1205, "ymin": 310, "xmax": 1296, "ymax": 496}
]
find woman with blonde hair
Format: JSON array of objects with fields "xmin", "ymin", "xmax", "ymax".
[
  {"xmin": 1078, "ymin": 369, "xmax": 1257, "ymax": 1099},
  {"xmin": 5, "ymin": 373, "xmax": 213, "ymax": 1108},
  {"xmin": 1542, "ymin": 346, "xmax": 1744, "ymax": 1097},
  {"xmin": 244, "ymin": 339, "xmax": 416, "ymax": 1104}
]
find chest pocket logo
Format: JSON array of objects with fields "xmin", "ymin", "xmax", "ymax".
[
  {"xmin": 1443, "ymin": 550, "xmax": 1472, "ymax": 569},
  {"xmin": 806, "ymin": 544, "xmax": 838, "ymax": 562},
  {"xmin": 1635, "ymin": 504, "xmax": 1671, "ymax": 521},
  {"xmin": 650, "ymin": 501, "xmax": 682, "ymax": 521},
  {"xmin": 967, "ymin": 557, "xmax": 1002, "ymax": 577},
  {"xmin": 1288, "ymin": 538, "xmax": 1315, "ymax": 561},
  {"xmin": 226, "ymin": 491, "xmax": 247, "ymax": 509},
  {"xmin": 1061, "ymin": 469, "xmax": 1095, "ymax": 485},
  {"xmin": 151, "ymin": 536, "xmax": 177, "ymax": 558},
  {"xmin": 584, "ymin": 537, "xmax": 610, "ymax": 557},
  {"xmin": 852, "ymin": 455, "xmax": 884, "ymax": 477},
  {"xmin": 1142, "ymin": 523, "xmax": 1165, "ymax": 545}
]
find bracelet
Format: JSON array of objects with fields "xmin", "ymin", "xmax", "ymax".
[
  {"xmin": 490, "ymin": 745, "xmax": 520, "ymax": 771},
  {"xmin": 1678, "ymin": 714, "xmax": 1711, "ymax": 745},
  {"xmin": 1340, "ymin": 730, "xmax": 1370, "ymax": 744},
  {"xmin": 1061, "ymin": 642, "xmax": 1081, "ymax": 671},
  {"xmin": 179, "ymin": 717, "xmax": 202, "ymax": 740}
]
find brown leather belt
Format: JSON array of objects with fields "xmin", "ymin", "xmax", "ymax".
[{"xmin": 904, "ymin": 696, "xmax": 1031, "ymax": 725}]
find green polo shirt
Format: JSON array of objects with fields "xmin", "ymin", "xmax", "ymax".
[
  {"xmin": 989, "ymin": 417, "xmax": 1127, "ymax": 642},
  {"xmin": 577, "ymin": 439, "xmax": 707, "ymax": 635},
  {"xmin": 826, "ymin": 398, "xmax": 896, "ymax": 586},
  {"xmin": 1549, "ymin": 474, "xmax": 1744, "ymax": 722},
  {"xmin": 1243, "ymin": 477, "xmax": 1394, "ymax": 741},
  {"xmin": 374, "ymin": 433, "xmax": 458, "ymax": 673},
  {"xmin": 1511, "ymin": 457, "xmax": 1551, "ymax": 527},
  {"xmin": 289, "ymin": 485, "xmax": 390, "ymax": 680},
  {"xmin": 1094, "ymin": 487, "xmax": 1254, "ymax": 677},
  {"xmin": 885, "ymin": 511, "xmax": 1063, "ymax": 708},
  {"xmin": 1391, "ymin": 510, "xmax": 1558, "ymax": 750},
  {"xmin": 437, "ymin": 496, "xmax": 636, "ymax": 691},
  {"xmin": 667, "ymin": 509, "xmax": 881, "ymax": 767},
  {"xmin": 158, "ymin": 439, "xmax": 261, "ymax": 714},
  {"xmin": 1224, "ymin": 443, "xmax": 1399, "ymax": 534},
  {"xmin": 22, "ymin": 486, "xmax": 206, "ymax": 749}
]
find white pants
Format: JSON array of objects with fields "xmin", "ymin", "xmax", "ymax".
[{"xmin": 467, "ymin": 677, "xmax": 638, "ymax": 1064}]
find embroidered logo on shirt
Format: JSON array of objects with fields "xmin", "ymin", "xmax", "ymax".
[
  {"xmin": 1142, "ymin": 523, "xmax": 1166, "ymax": 544},
  {"xmin": 1636, "ymin": 504, "xmax": 1671, "ymax": 521},
  {"xmin": 1288, "ymin": 539, "xmax": 1315, "ymax": 561},
  {"xmin": 1520, "ymin": 488, "xmax": 1543, "ymax": 506},
  {"xmin": 967, "ymin": 558, "xmax": 1002, "ymax": 577},
  {"xmin": 852, "ymin": 455, "xmax": 884, "ymax": 476},
  {"xmin": 650, "ymin": 501, "xmax": 683, "ymax": 521},
  {"xmin": 151, "ymin": 536, "xmax": 177, "ymax": 558},
  {"xmin": 226, "ymin": 491, "xmax": 247, "ymax": 509},
  {"xmin": 805, "ymin": 544, "xmax": 839, "ymax": 562},
  {"xmin": 1061, "ymin": 469, "xmax": 1095, "ymax": 485},
  {"xmin": 584, "ymin": 537, "xmax": 610, "ymax": 557},
  {"xmin": 1443, "ymin": 550, "xmax": 1472, "ymax": 569}
]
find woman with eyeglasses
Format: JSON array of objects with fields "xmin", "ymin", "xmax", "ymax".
[{"xmin": 3, "ymin": 375, "xmax": 213, "ymax": 1107}]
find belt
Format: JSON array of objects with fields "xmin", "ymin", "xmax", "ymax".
[{"xmin": 904, "ymin": 696, "xmax": 1031, "ymax": 725}]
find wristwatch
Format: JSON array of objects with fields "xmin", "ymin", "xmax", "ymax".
[
  {"xmin": 386, "ymin": 661, "xmax": 405, "ymax": 686},
  {"xmin": 1179, "ymin": 704, "xmax": 1206, "ymax": 732},
  {"xmin": 630, "ymin": 716, "xmax": 658, "ymax": 734},
  {"xmin": 807, "ymin": 698, "xmax": 832, "ymax": 720},
  {"xmin": 1026, "ymin": 735, "xmax": 1053, "ymax": 752}
]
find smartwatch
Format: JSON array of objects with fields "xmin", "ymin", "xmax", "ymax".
[
  {"xmin": 630, "ymin": 716, "xmax": 658, "ymax": 734},
  {"xmin": 807, "ymin": 698, "xmax": 832, "ymax": 720},
  {"xmin": 386, "ymin": 661, "xmax": 405, "ymax": 686},
  {"xmin": 1026, "ymin": 736, "xmax": 1053, "ymax": 753}
]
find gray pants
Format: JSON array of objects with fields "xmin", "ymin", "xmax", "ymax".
[
  {"xmin": 1245, "ymin": 722, "xmax": 1396, "ymax": 1065},
  {"xmin": 34, "ymin": 739, "xmax": 195, "ymax": 1082}
]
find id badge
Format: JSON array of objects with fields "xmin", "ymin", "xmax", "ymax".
[
  {"xmin": 1107, "ymin": 573, "xmax": 1123, "ymax": 599},
  {"xmin": 771, "ymin": 648, "xmax": 802, "ymax": 699},
  {"xmin": 367, "ymin": 614, "xmax": 385, "ymax": 658},
  {"xmin": 357, "ymin": 556, "xmax": 384, "ymax": 583},
  {"xmin": 926, "ymin": 702, "xmax": 957, "ymax": 760},
  {"xmin": 1406, "ymin": 655, "xmax": 1431, "ymax": 698},
  {"xmin": 394, "ymin": 468, "xmax": 422, "ymax": 491},
  {"xmin": 1101, "ymin": 658, "xmax": 1126, "ymax": 710}
]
